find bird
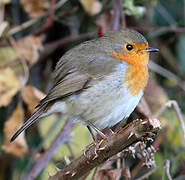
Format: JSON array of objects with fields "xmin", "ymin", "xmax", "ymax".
[{"xmin": 10, "ymin": 29, "xmax": 159, "ymax": 142}]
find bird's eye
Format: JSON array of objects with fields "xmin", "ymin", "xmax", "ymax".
[{"xmin": 126, "ymin": 44, "xmax": 133, "ymax": 51}]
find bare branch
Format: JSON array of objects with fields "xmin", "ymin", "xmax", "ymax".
[
  {"xmin": 46, "ymin": 32, "xmax": 96, "ymax": 47},
  {"xmin": 135, "ymin": 166, "xmax": 161, "ymax": 180},
  {"xmin": 8, "ymin": 0, "xmax": 69, "ymax": 36},
  {"xmin": 130, "ymin": 26, "xmax": 185, "ymax": 33},
  {"xmin": 149, "ymin": 61, "xmax": 185, "ymax": 92},
  {"xmin": 112, "ymin": 0, "xmax": 122, "ymax": 30},
  {"xmin": 25, "ymin": 119, "xmax": 73, "ymax": 180},
  {"xmin": 50, "ymin": 118, "xmax": 160, "ymax": 180},
  {"xmin": 153, "ymin": 100, "xmax": 185, "ymax": 141},
  {"xmin": 164, "ymin": 160, "xmax": 173, "ymax": 180}
]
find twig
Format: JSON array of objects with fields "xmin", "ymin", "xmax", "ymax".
[
  {"xmin": 149, "ymin": 61, "xmax": 185, "ymax": 91},
  {"xmin": 20, "ymin": 114, "xmax": 63, "ymax": 180},
  {"xmin": 130, "ymin": 129, "xmax": 163, "ymax": 179},
  {"xmin": 59, "ymin": 6, "xmax": 78, "ymax": 19},
  {"xmin": 46, "ymin": 31, "xmax": 96, "ymax": 47},
  {"xmin": 8, "ymin": 0, "xmax": 69, "ymax": 36},
  {"xmin": 130, "ymin": 26, "xmax": 185, "ymax": 33},
  {"xmin": 24, "ymin": 119, "xmax": 74, "ymax": 180},
  {"xmin": 164, "ymin": 160, "xmax": 173, "ymax": 180},
  {"xmin": 112, "ymin": 0, "xmax": 122, "ymax": 30},
  {"xmin": 135, "ymin": 166, "xmax": 161, "ymax": 180},
  {"xmin": 50, "ymin": 118, "xmax": 160, "ymax": 180},
  {"xmin": 38, "ymin": 32, "xmax": 96, "ymax": 63},
  {"xmin": 153, "ymin": 100, "xmax": 185, "ymax": 141},
  {"xmin": 35, "ymin": 0, "xmax": 56, "ymax": 36},
  {"xmin": 136, "ymin": 97, "xmax": 152, "ymax": 118},
  {"xmin": 123, "ymin": 167, "xmax": 131, "ymax": 180},
  {"xmin": 32, "ymin": 114, "xmax": 63, "ymax": 160},
  {"xmin": 156, "ymin": 2, "xmax": 177, "ymax": 26}
]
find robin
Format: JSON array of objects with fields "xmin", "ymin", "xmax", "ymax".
[{"xmin": 11, "ymin": 29, "xmax": 159, "ymax": 142}]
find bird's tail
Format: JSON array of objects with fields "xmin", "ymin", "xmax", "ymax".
[{"xmin": 10, "ymin": 104, "xmax": 47, "ymax": 142}]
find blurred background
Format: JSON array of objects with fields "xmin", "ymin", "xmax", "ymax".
[{"xmin": 0, "ymin": 0, "xmax": 185, "ymax": 179}]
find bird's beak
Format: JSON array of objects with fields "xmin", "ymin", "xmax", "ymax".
[{"xmin": 143, "ymin": 47, "xmax": 159, "ymax": 52}]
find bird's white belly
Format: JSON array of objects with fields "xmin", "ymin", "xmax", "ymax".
[{"xmin": 70, "ymin": 84, "xmax": 143, "ymax": 129}]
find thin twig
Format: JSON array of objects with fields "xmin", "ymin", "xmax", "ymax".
[
  {"xmin": 21, "ymin": 114, "xmax": 63, "ymax": 180},
  {"xmin": 46, "ymin": 31, "xmax": 96, "ymax": 47},
  {"xmin": 35, "ymin": 0, "xmax": 56, "ymax": 36},
  {"xmin": 153, "ymin": 100, "xmax": 185, "ymax": 141},
  {"xmin": 149, "ymin": 61, "xmax": 185, "ymax": 91},
  {"xmin": 38, "ymin": 32, "xmax": 96, "ymax": 64},
  {"xmin": 24, "ymin": 119, "xmax": 73, "ymax": 180},
  {"xmin": 131, "ymin": 130, "xmax": 163, "ymax": 179},
  {"xmin": 130, "ymin": 26, "xmax": 185, "ymax": 33},
  {"xmin": 135, "ymin": 166, "xmax": 161, "ymax": 180},
  {"xmin": 112, "ymin": 0, "xmax": 122, "ymax": 30},
  {"xmin": 33, "ymin": 114, "xmax": 63, "ymax": 159},
  {"xmin": 164, "ymin": 160, "xmax": 173, "ymax": 180},
  {"xmin": 8, "ymin": 0, "xmax": 69, "ymax": 36},
  {"xmin": 156, "ymin": 2, "xmax": 177, "ymax": 26},
  {"xmin": 50, "ymin": 118, "xmax": 160, "ymax": 180},
  {"xmin": 123, "ymin": 167, "xmax": 131, "ymax": 180},
  {"xmin": 59, "ymin": 6, "xmax": 78, "ymax": 19}
]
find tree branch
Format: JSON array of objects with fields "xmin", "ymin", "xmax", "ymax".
[
  {"xmin": 112, "ymin": 0, "xmax": 122, "ymax": 30},
  {"xmin": 50, "ymin": 118, "xmax": 161, "ymax": 180},
  {"xmin": 25, "ymin": 119, "xmax": 74, "ymax": 180}
]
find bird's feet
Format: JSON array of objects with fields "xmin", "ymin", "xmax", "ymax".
[{"xmin": 83, "ymin": 126, "xmax": 114, "ymax": 158}]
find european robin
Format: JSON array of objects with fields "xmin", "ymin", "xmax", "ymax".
[{"xmin": 11, "ymin": 29, "xmax": 159, "ymax": 142}]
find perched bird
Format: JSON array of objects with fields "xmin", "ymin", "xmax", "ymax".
[{"xmin": 11, "ymin": 29, "xmax": 158, "ymax": 142}]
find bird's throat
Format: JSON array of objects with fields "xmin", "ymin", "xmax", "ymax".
[{"xmin": 124, "ymin": 65, "xmax": 148, "ymax": 96}]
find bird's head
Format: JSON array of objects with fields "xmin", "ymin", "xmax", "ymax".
[{"xmin": 107, "ymin": 29, "xmax": 159, "ymax": 67}]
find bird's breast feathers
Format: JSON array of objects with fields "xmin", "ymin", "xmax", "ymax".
[{"xmin": 64, "ymin": 63, "xmax": 144, "ymax": 128}]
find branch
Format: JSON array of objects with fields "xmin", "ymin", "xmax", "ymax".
[
  {"xmin": 7, "ymin": 0, "xmax": 69, "ymax": 36},
  {"xmin": 149, "ymin": 61, "xmax": 185, "ymax": 91},
  {"xmin": 45, "ymin": 32, "xmax": 96, "ymax": 47},
  {"xmin": 112, "ymin": 0, "xmax": 122, "ymax": 30},
  {"xmin": 34, "ymin": 0, "xmax": 56, "ymax": 36},
  {"xmin": 38, "ymin": 32, "xmax": 96, "ymax": 63},
  {"xmin": 129, "ymin": 26, "xmax": 185, "ymax": 33},
  {"xmin": 25, "ymin": 119, "xmax": 74, "ymax": 180},
  {"xmin": 153, "ymin": 100, "xmax": 185, "ymax": 141},
  {"xmin": 50, "ymin": 118, "xmax": 161, "ymax": 180}
]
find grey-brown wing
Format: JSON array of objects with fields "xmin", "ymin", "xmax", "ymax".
[
  {"xmin": 38, "ymin": 70, "xmax": 91, "ymax": 106},
  {"xmin": 38, "ymin": 37, "xmax": 121, "ymax": 107}
]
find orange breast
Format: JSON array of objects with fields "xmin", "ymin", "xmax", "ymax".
[
  {"xmin": 124, "ymin": 65, "xmax": 148, "ymax": 96},
  {"xmin": 111, "ymin": 44, "xmax": 149, "ymax": 96}
]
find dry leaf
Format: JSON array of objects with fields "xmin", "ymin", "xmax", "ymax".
[
  {"xmin": 0, "ymin": 47, "xmax": 29, "ymax": 87},
  {"xmin": 19, "ymin": 0, "xmax": 49, "ymax": 18},
  {"xmin": 12, "ymin": 35, "xmax": 43, "ymax": 65},
  {"xmin": 0, "ymin": 21, "xmax": 9, "ymax": 37},
  {"xmin": 2, "ymin": 104, "xmax": 28, "ymax": 157},
  {"xmin": 94, "ymin": 169, "xmax": 122, "ymax": 180},
  {"xmin": 0, "ymin": 67, "xmax": 20, "ymax": 107},
  {"xmin": 80, "ymin": 0, "xmax": 102, "ymax": 15},
  {"xmin": 8, "ymin": 59, "xmax": 29, "ymax": 87},
  {"xmin": 0, "ymin": 47, "xmax": 18, "ymax": 67},
  {"xmin": 21, "ymin": 85, "xmax": 45, "ymax": 114},
  {"xmin": 0, "ymin": 0, "xmax": 10, "ymax": 6}
]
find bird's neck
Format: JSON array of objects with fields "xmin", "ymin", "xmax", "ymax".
[{"xmin": 124, "ymin": 65, "xmax": 148, "ymax": 96}]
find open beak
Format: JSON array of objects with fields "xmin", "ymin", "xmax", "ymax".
[{"xmin": 143, "ymin": 47, "xmax": 159, "ymax": 52}]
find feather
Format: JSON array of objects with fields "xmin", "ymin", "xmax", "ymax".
[{"xmin": 10, "ymin": 104, "xmax": 47, "ymax": 142}]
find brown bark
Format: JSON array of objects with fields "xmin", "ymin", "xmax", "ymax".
[{"xmin": 50, "ymin": 118, "xmax": 160, "ymax": 180}]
